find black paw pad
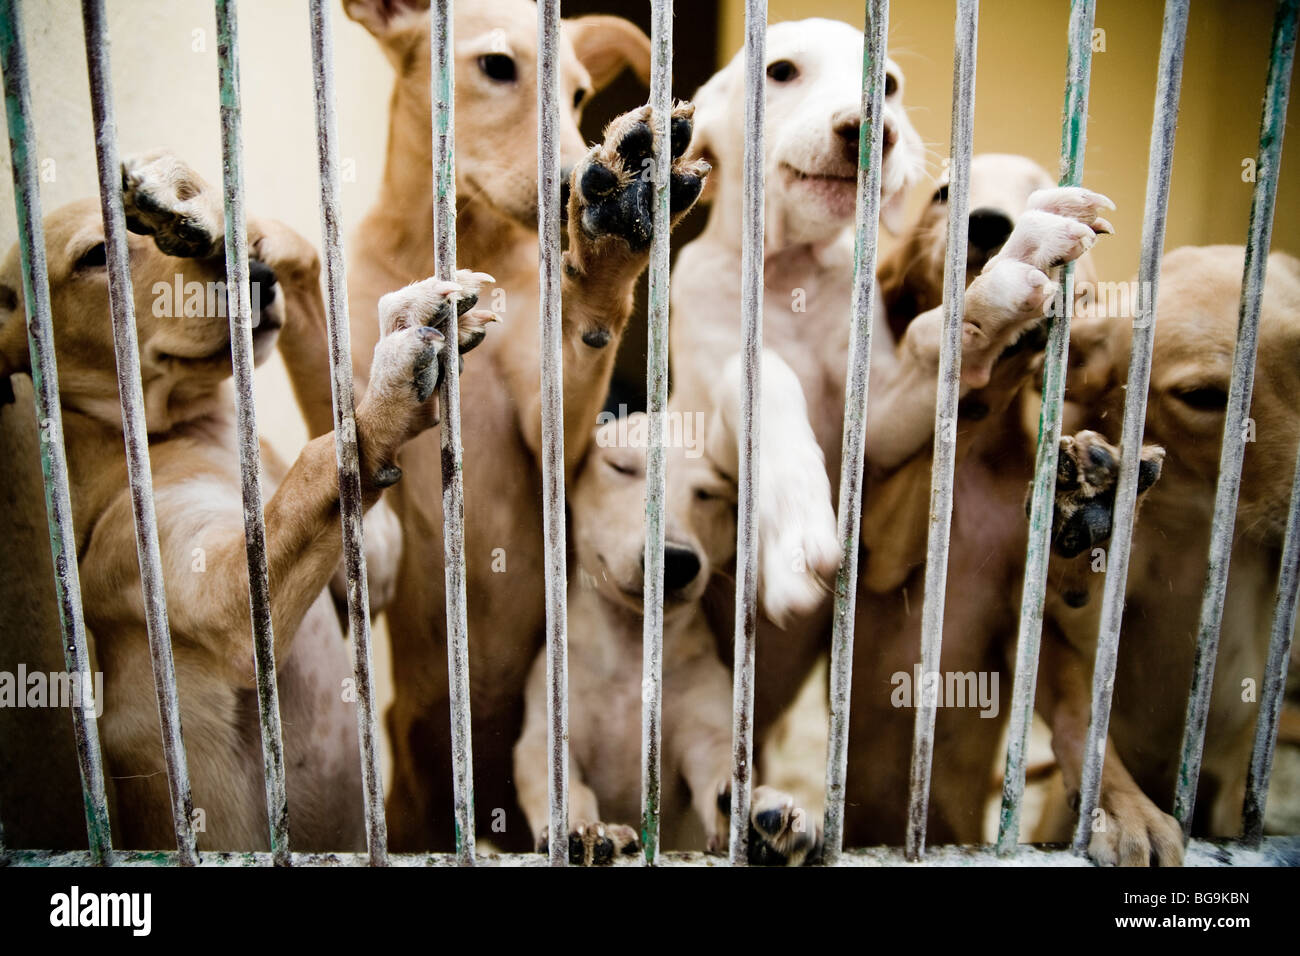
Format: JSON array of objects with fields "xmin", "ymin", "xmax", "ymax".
[
  {"xmin": 670, "ymin": 115, "xmax": 692, "ymax": 159},
  {"xmin": 669, "ymin": 171, "xmax": 703, "ymax": 215},
  {"xmin": 580, "ymin": 162, "xmax": 619, "ymax": 199},
  {"xmin": 373, "ymin": 464, "xmax": 403, "ymax": 488},
  {"xmin": 1053, "ymin": 494, "xmax": 1114, "ymax": 558},
  {"xmin": 1137, "ymin": 456, "xmax": 1162, "ymax": 493},
  {"xmin": 592, "ymin": 836, "xmax": 615, "ymax": 866},
  {"xmin": 616, "ymin": 120, "xmax": 654, "ymax": 169}
]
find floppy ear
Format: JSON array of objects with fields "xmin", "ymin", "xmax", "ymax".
[
  {"xmin": 342, "ymin": 0, "xmax": 430, "ymax": 41},
  {"xmin": 0, "ymin": 282, "xmax": 29, "ymax": 405},
  {"xmin": 565, "ymin": 15, "xmax": 651, "ymax": 90},
  {"xmin": 685, "ymin": 61, "xmax": 739, "ymax": 206}
]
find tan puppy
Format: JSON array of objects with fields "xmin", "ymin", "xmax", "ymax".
[
  {"xmin": 343, "ymin": 0, "xmax": 708, "ymax": 851},
  {"xmin": 0, "ymin": 152, "xmax": 497, "ymax": 851},
  {"xmin": 514, "ymin": 415, "xmax": 821, "ymax": 864},
  {"xmin": 1035, "ymin": 245, "xmax": 1300, "ymax": 864}
]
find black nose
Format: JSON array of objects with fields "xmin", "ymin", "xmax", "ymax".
[
  {"xmin": 834, "ymin": 118, "xmax": 860, "ymax": 164},
  {"xmin": 967, "ymin": 208, "xmax": 1014, "ymax": 255},
  {"xmin": 248, "ymin": 257, "xmax": 277, "ymax": 312},
  {"xmin": 662, "ymin": 543, "xmax": 702, "ymax": 593}
]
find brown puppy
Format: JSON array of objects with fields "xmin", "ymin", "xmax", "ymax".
[
  {"xmin": 514, "ymin": 415, "xmax": 821, "ymax": 864},
  {"xmin": 1035, "ymin": 245, "xmax": 1300, "ymax": 863},
  {"xmin": 343, "ymin": 0, "xmax": 708, "ymax": 850},
  {"xmin": 0, "ymin": 152, "xmax": 497, "ymax": 851}
]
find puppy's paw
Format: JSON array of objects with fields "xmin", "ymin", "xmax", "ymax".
[
  {"xmin": 988, "ymin": 186, "xmax": 1114, "ymax": 275},
  {"xmin": 539, "ymin": 823, "xmax": 640, "ymax": 866},
  {"xmin": 1048, "ymin": 430, "xmax": 1164, "ymax": 559},
  {"xmin": 567, "ymin": 102, "xmax": 709, "ymax": 263},
  {"xmin": 358, "ymin": 274, "xmax": 499, "ymax": 483},
  {"xmin": 714, "ymin": 783, "xmax": 823, "ymax": 866},
  {"xmin": 961, "ymin": 260, "xmax": 1057, "ymax": 387},
  {"xmin": 756, "ymin": 435, "xmax": 839, "ymax": 626},
  {"xmin": 1087, "ymin": 786, "xmax": 1184, "ymax": 867},
  {"xmin": 121, "ymin": 150, "xmax": 224, "ymax": 259}
]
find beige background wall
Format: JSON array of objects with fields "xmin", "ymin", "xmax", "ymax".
[{"xmin": 721, "ymin": 0, "xmax": 1299, "ymax": 280}]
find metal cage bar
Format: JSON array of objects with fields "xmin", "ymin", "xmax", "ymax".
[
  {"xmin": 1173, "ymin": 0, "xmax": 1298, "ymax": 837},
  {"xmin": 81, "ymin": 0, "xmax": 199, "ymax": 865},
  {"xmin": 904, "ymin": 0, "xmax": 978, "ymax": 863},
  {"xmin": 640, "ymin": 0, "xmax": 673, "ymax": 866},
  {"xmin": 997, "ymin": 0, "xmax": 1099, "ymax": 856},
  {"xmin": 214, "ymin": 0, "xmax": 292, "ymax": 865},
  {"xmin": 0, "ymin": 0, "xmax": 114, "ymax": 864},
  {"xmin": 726, "ymin": 0, "xmax": 766, "ymax": 867},
  {"xmin": 307, "ymin": 0, "xmax": 388, "ymax": 865},
  {"xmin": 1070, "ymin": 0, "xmax": 1189, "ymax": 857},
  {"xmin": 1244, "ymin": 429, "xmax": 1300, "ymax": 842},
  {"xmin": 536, "ymin": 0, "xmax": 569, "ymax": 868},
  {"xmin": 822, "ymin": 0, "xmax": 889, "ymax": 866},
  {"xmin": 429, "ymin": 0, "xmax": 476, "ymax": 866}
]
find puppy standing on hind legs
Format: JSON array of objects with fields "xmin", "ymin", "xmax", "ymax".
[{"xmin": 513, "ymin": 416, "xmax": 822, "ymax": 865}]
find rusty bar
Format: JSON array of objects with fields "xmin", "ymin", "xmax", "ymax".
[
  {"xmin": 822, "ymin": 0, "xmax": 889, "ymax": 865},
  {"xmin": 997, "ymin": 0, "xmax": 1099, "ymax": 856},
  {"xmin": 308, "ymin": 0, "xmax": 387, "ymax": 865},
  {"xmin": 904, "ymin": 0, "xmax": 978, "ymax": 863},
  {"xmin": 641, "ymin": 0, "xmax": 672, "ymax": 866},
  {"xmin": 727, "ymin": 0, "xmax": 766, "ymax": 867},
  {"xmin": 81, "ymin": 0, "xmax": 198, "ymax": 865},
  {"xmin": 214, "ymin": 0, "xmax": 291, "ymax": 865},
  {"xmin": 1174, "ymin": 0, "xmax": 1297, "ymax": 838},
  {"xmin": 1244, "ymin": 431, "xmax": 1300, "ymax": 842},
  {"xmin": 429, "ymin": 0, "xmax": 476, "ymax": 866},
  {"xmin": 536, "ymin": 0, "xmax": 568, "ymax": 867},
  {"xmin": 0, "ymin": 0, "xmax": 114, "ymax": 863},
  {"xmin": 1070, "ymin": 0, "xmax": 1189, "ymax": 857}
]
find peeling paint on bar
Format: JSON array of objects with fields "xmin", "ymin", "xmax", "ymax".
[
  {"xmin": 1071, "ymin": 0, "xmax": 1188, "ymax": 858},
  {"xmin": 1174, "ymin": 0, "xmax": 1297, "ymax": 838},
  {"xmin": 536, "ymin": 0, "xmax": 568, "ymax": 868},
  {"xmin": 214, "ymin": 0, "xmax": 291, "ymax": 866},
  {"xmin": 1244, "ymin": 431, "xmax": 1300, "ymax": 842},
  {"xmin": 905, "ymin": 0, "xmax": 977, "ymax": 863},
  {"xmin": 998, "ymin": 0, "xmax": 1099, "ymax": 857},
  {"xmin": 641, "ymin": 0, "xmax": 672, "ymax": 867},
  {"xmin": 823, "ymin": 0, "xmax": 889, "ymax": 867},
  {"xmin": 308, "ymin": 0, "xmax": 387, "ymax": 866},
  {"xmin": 5, "ymin": 836, "xmax": 1297, "ymax": 868},
  {"xmin": 728, "ymin": 0, "xmax": 766, "ymax": 868},
  {"xmin": 0, "ymin": 0, "xmax": 114, "ymax": 864},
  {"xmin": 429, "ymin": 0, "xmax": 476, "ymax": 866},
  {"xmin": 81, "ymin": 0, "xmax": 198, "ymax": 866}
]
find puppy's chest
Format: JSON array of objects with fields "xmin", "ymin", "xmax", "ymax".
[{"xmin": 762, "ymin": 281, "xmax": 851, "ymax": 399}]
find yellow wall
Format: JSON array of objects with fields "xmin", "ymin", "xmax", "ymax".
[{"xmin": 720, "ymin": 0, "xmax": 1299, "ymax": 282}]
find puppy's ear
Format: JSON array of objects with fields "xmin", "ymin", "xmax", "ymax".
[
  {"xmin": 0, "ymin": 282, "xmax": 29, "ymax": 405},
  {"xmin": 342, "ymin": 0, "xmax": 430, "ymax": 41},
  {"xmin": 565, "ymin": 16, "xmax": 651, "ymax": 90}
]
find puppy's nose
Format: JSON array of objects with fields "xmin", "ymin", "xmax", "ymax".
[
  {"xmin": 248, "ymin": 258, "xmax": 279, "ymax": 326},
  {"xmin": 662, "ymin": 543, "xmax": 702, "ymax": 593},
  {"xmin": 834, "ymin": 117, "xmax": 861, "ymax": 165},
  {"xmin": 967, "ymin": 208, "xmax": 1014, "ymax": 255}
]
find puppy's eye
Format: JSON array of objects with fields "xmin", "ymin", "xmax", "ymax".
[
  {"xmin": 478, "ymin": 54, "xmax": 517, "ymax": 83},
  {"xmin": 885, "ymin": 73, "xmax": 899, "ymax": 96},
  {"xmin": 766, "ymin": 60, "xmax": 798, "ymax": 83},
  {"xmin": 573, "ymin": 88, "xmax": 589, "ymax": 109},
  {"xmin": 932, "ymin": 184, "xmax": 949, "ymax": 203},
  {"xmin": 75, "ymin": 243, "xmax": 107, "ymax": 271},
  {"xmin": 607, "ymin": 459, "xmax": 637, "ymax": 476},
  {"xmin": 1175, "ymin": 385, "xmax": 1229, "ymax": 412},
  {"xmin": 694, "ymin": 488, "xmax": 721, "ymax": 502}
]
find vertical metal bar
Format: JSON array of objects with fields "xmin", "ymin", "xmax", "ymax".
[
  {"xmin": 1069, "ymin": 0, "xmax": 1188, "ymax": 857},
  {"xmin": 1174, "ymin": 0, "xmax": 1297, "ymax": 838},
  {"xmin": 821, "ymin": 0, "xmax": 889, "ymax": 866},
  {"xmin": 429, "ymin": 0, "xmax": 476, "ymax": 866},
  {"xmin": 640, "ymin": 0, "xmax": 672, "ymax": 866},
  {"xmin": 308, "ymin": 0, "xmax": 387, "ymax": 865},
  {"xmin": 997, "ymin": 0, "xmax": 1100, "ymax": 856},
  {"xmin": 1243, "ymin": 434, "xmax": 1300, "ymax": 843},
  {"xmin": 536, "ymin": 0, "xmax": 568, "ymax": 868},
  {"xmin": 0, "ymin": 0, "xmax": 113, "ymax": 864},
  {"xmin": 81, "ymin": 0, "xmax": 198, "ymax": 865},
  {"xmin": 904, "ymin": 0, "xmax": 977, "ymax": 863},
  {"xmin": 727, "ymin": 0, "xmax": 766, "ymax": 867},
  {"xmin": 214, "ymin": 0, "xmax": 291, "ymax": 866}
]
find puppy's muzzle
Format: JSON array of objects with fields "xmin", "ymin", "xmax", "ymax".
[
  {"xmin": 834, "ymin": 115, "xmax": 898, "ymax": 166},
  {"xmin": 641, "ymin": 542, "xmax": 703, "ymax": 596}
]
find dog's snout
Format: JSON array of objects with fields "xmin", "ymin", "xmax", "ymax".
[
  {"xmin": 249, "ymin": 258, "xmax": 278, "ymax": 308},
  {"xmin": 662, "ymin": 543, "xmax": 702, "ymax": 593},
  {"xmin": 834, "ymin": 117, "xmax": 861, "ymax": 164},
  {"xmin": 968, "ymin": 208, "xmax": 1014, "ymax": 254}
]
